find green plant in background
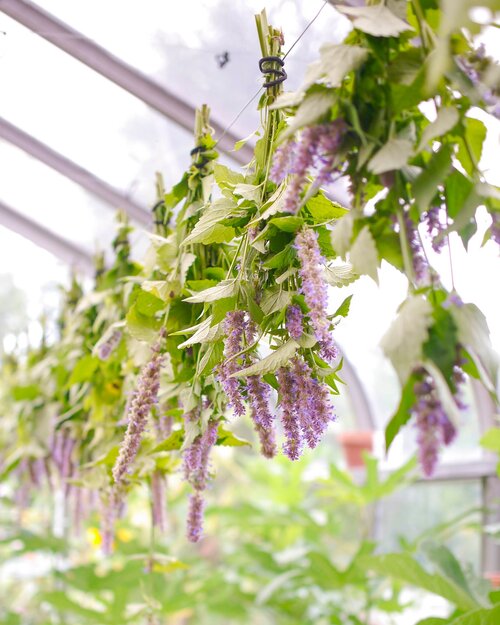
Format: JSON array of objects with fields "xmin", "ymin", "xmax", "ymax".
[{"xmin": 0, "ymin": 451, "xmax": 496, "ymax": 624}]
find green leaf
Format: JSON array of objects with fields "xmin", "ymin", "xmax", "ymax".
[
  {"xmin": 11, "ymin": 384, "xmax": 41, "ymax": 401},
  {"xmin": 445, "ymin": 169, "xmax": 474, "ymax": 219},
  {"xmin": 126, "ymin": 302, "xmax": 162, "ymax": 342},
  {"xmin": 135, "ymin": 290, "xmax": 164, "ymax": 317},
  {"xmin": 334, "ymin": 4, "xmax": 413, "ymax": 37},
  {"xmin": 317, "ymin": 43, "xmax": 369, "ymax": 87},
  {"xmin": 380, "ymin": 296, "xmax": 434, "ymax": 383},
  {"xmin": 324, "ymin": 263, "xmax": 359, "ymax": 287},
  {"xmin": 480, "ymin": 428, "xmax": 500, "ymax": 453},
  {"xmin": 216, "ymin": 427, "xmax": 252, "ymax": 447},
  {"xmin": 234, "ymin": 183, "xmax": 262, "ymax": 202},
  {"xmin": 449, "ymin": 605, "xmax": 500, "ymax": 625},
  {"xmin": 331, "ymin": 214, "xmax": 354, "ymax": 258},
  {"xmin": 184, "ymin": 279, "xmax": 238, "ymax": 303},
  {"xmin": 413, "ymin": 146, "xmax": 453, "ymax": 212},
  {"xmin": 306, "ymin": 194, "xmax": 349, "ymax": 221},
  {"xmin": 231, "ymin": 340, "xmax": 299, "ymax": 378},
  {"xmin": 385, "ymin": 374, "xmax": 418, "ymax": 452},
  {"xmin": 333, "ymin": 294, "xmax": 353, "ymax": 318},
  {"xmin": 362, "ymin": 553, "xmax": 480, "ymax": 611},
  {"xmin": 260, "ymin": 288, "xmax": 293, "ymax": 316},
  {"xmin": 178, "ymin": 316, "xmax": 222, "ymax": 348},
  {"xmin": 269, "ymin": 216, "xmax": 304, "ymax": 232},
  {"xmin": 282, "ymin": 89, "xmax": 336, "ymax": 140},
  {"xmin": 69, "ymin": 355, "xmax": 99, "ymax": 386},
  {"xmin": 422, "ymin": 542, "xmax": 472, "ymax": 598},
  {"xmin": 456, "ymin": 117, "xmax": 487, "ymax": 175},
  {"xmin": 368, "ymin": 138, "xmax": 413, "ymax": 175},
  {"xmin": 417, "ymin": 107, "xmax": 460, "ymax": 151},
  {"xmin": 349, "ymin": 226, "xmax": 379, "ymax": 283},
  {"xmin": 163, "ymin": 173, "xmax": 188, "ymax": 209},
  {"xmin": 213, "ymin": 163, "xmax": 244, "ymax": 187},
  {"xmin": 262, "ymin": 245, "xmax": 296, "ymax": 270},
  {"xmin": 182, "ymin": 199, "xmax": 236, "ymax": 246},
  {"xmin": 151, "ymin": 430, "xmax": 184, "ymax": 453},
  {"xmin": 450, "ymin": 303, "xmax": 499, "ymax": 391}
]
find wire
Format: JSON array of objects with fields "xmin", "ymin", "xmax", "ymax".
[{"xmin": 283, "ymin": 0, "xmax": 328, "ymax": 61}]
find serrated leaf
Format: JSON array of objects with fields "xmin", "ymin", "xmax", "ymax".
[
  {"xmin": 306, "ymin": 194, "xmax": 349, "ymax": 221},
  {"xmin": 349, "ymin": 226, "xmax": 379, "ymax": 283},
  {"xmin": 413, "ymin": 146, "xmax": 452, "ymax": 212},
  {"xmin": 234, "ymin": 183, "xmax": 262, "ymax": 202},
  {"xmin": 269, "ymin": 91, "xmax": 305, "ymax": 110},
  {"xmin": 178, "ymin": 316, "xmax": 222, "ymax": 349},
  {"xmin": 333, "ymin": 294, "xmax": 353, "ymax": 318},
  {"xmin": 260, "ymin": 288, "xmax": 293, "ymax": 315},
  {"xmin": 151, "ymin": 430, "xmax": 184, "ymax": 453},
  {"xmin": 282, "ymin": 90, "xmax": 336, "ymax": 140},
  {"xmin": 380, "ymin": 296, "xmax": 433, "ymax": 383},
  {"xmin": 268, "ymin": 216, "xmax": 304, "ymax": 232},
  {"xmin": 126, "ymin": 303, "xmax": 162, "ymax": 342},
  {"xmin": 231, "ymin": 340, "xmax": 299, "ymax": 378},
  {"xmin": 330, "ymin": 214, "xmax": 354, "ymax": 258},
  {"xmin": 368, "ymin": 138, "xmax": 413, "ymax": 175},
  {"xmin": 135, "ymin": 290, "xmax": 165, "ymax": 317},
  {"xmin": 182, "ymin": 199, "xmax": 236, "ymax": 246},
  {"xmin": 184, "ymin": 280, "xmax": 237, "ymax": 303},
  {"xmin": 456, "ymin": 117, "xmax": 487, "ymax": 176},
  {"xmin": 334, "ymin": 4, "xmax": 413, "ymax": 37},
  {"xmin": 323, "ymin": 263, "xmax": 359, "ymax": 287},
  {"xmin": 318, "ymin": 43, "xmax": 369, "ymax": 87},
  {"xmin": 450, "ymin": 303, "xmax": 499, "ymax": 390},
  {"xmin": 216, "ymin": 427, "xmax": 252, "ymax": 447},
  {"xmin": 417, "ymin": 107, "xmax": 460, "ymax": 151},
  {"xmin": 213, "ymin": 164, "xmax": 244, "ymax": 187},
  {"xmin": 258, "ymin": 182, "xmax": 289, "ymax": 221}
]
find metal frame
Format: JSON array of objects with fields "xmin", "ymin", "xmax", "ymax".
[
  {"xmin": 0, "ymin": 198, "xmax": 93, "ymax": 272},
  {"xmin": 0, "ymin": 117, "xmax": 150, "ymax": 225},
  {"xmin": 0, "ymin": 0, "xmax": 254, "ymax": 164}
]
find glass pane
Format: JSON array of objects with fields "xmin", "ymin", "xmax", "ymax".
[
  {"xmin": 32, "ymin": 0, "xmax": 351, "ymax": 139},
  {"xmin": 1, "ymin": 14, "xmax": 195, "ymax": 207}
]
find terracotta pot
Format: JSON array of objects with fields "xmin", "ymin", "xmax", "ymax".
[
  {"xmin": 337, "ymin": 431, "xmax": 374, "ymax": 469},
  {"xmin": 485, "ymin": 572, "xmax": 500, "ymax": 588}
]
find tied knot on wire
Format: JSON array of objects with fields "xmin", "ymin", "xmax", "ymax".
[
  {"xmin": 190, "ymin": 145, "xmax": 211, "ymax": 170},
  {"xmin": 259, "ymin": 56, "xmax": 287, "ymax": 88}
]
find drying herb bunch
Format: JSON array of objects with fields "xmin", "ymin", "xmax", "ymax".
[{"xmin": 1, "ymin": 2, "xmax": 499, "ymax": 551}]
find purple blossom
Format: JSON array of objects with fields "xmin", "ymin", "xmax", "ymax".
[
  {"xmin": 151, "ymin": 470, "xmax": 167, "ymax": 533},
  {"xmin": 187, "ymin": 493, "xmax": 205, "ymax": 543},
  {"xmin": 184, "ymin": 419, "xmax": 219, "ymax": 491},
  {"xmin": 412, "ymin": 371, "xmax": 459, "ymax": 477},
  {"xmin": 404, "ymin": 214, "xmax": 428, "ymax": 284},
  {"xmin": 277, "ymin": 367, "xmax": 302, "ymax": 460},
  {"xmin": 272, "ymin": 122, "xmax": 346, "ymax": 214},
  {"xmin": 491, "ymin": 213, "xmax": 500, "ymax": 246},
  {"xmin": 218, "ymin": 311, "xmax": 247, "ymax": 416},
  {"xmin": 295, "ymin": 229, "xmax": 337, "ymax": 361},
  {"xmin": 247, "ymin": 374, "xmax": 276, "ymax": 458},
  {"xmin": 112, "ymin": 329, "xmax": 165, "ymax": 484},
  {"xmin": 97, "ymin": 329, "xmax": 122, "ymax": 361},
  {"xmin": 425, "ymin": 206, "xmax": 446, "ymax": 253},
  {"xmin": 286, "ymin": 305, "xmax": 304, "ymax": 340}
]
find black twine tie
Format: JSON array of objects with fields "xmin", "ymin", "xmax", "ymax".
[{"xmin": 259, "ymin": 56, "xmax": 287, "ymax": 88}]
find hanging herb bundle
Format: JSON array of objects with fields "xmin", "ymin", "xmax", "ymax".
[{"xmin": 1, "ymin": 2, "xmax": 499, "ymax": 552}]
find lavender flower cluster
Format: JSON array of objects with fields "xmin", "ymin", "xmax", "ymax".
[
  {"xmin": 404, "ymin": 214, "xmax": 429, "ymax": 284},
  {"xmin": 458, "ymin": 43, "xmax": 500, "ymax": 119},
  {"xmin": 270, "ymin": 120, "xmax": 347, "ymax": 214},
  {"xmin": 277, "ymin": 357, "xmax": 335, "ymax": 460},
  {"xmin": 97, "ymin": 329, "xmax": 123, "ymax": 361},
  {"xmin": 412, "ymin": 367, "xmax": 463, "ymax": 477},
  {"xmin": 183, "ymin": 418, "xmax": 219, "ymax": 542},
  {"xmin": 425, "ymin": 206, "xmax": 447, "ymax": 253},
  {"xmin": 112, "ymin": 328, "xmax": 165, "ymax": 485},
  {"xmin": 295, "ymin": 228, "xmax": 337, "ymax": 361}
]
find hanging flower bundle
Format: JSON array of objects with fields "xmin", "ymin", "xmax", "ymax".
[{"xmin": 1, "ymin": 2, "xmax": 499, "ymax": 549}]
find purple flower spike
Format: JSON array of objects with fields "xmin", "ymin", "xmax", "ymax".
[
  {"xmin": 187, "ymin": 493, "xmax": 205, "ymax": 543},
  {"xmin": 112, "ymin": 329, "xmax": 165, "ymax": 484},
  {"xmin": 218, "ymin": 311, "xmax": 247, "ymax": 416},
  {"xmin": 286, "ymin": 305, "xmax": 304, "ymax": 340},
  {"xmin": 97, "ymin": 329, "xmax": 122, "ymax": 361},
  {"xmin": 295, "ymin": 229, "xmax": 337, "ymax": 361},
  {"xmin": 247, "ymin": 374, "xmax": 276, "ymax": 458},
  {"xmin": 277, "ymin": 367, "xmax": 302, "ymax": 460},
  {"xmin": 425, "ymin": 206, "xmax": 446, "ymax": 253},
  {"xmin": 151, "ymin": 471, "xmax": 167, "ymax": 533},
  {"xmin": 404, "ymin": 214, "xmax": 428, "ymax": 284}
]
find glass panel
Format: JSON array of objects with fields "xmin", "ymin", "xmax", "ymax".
[
  {"xmin": 32, "ymin": 0, "xmax": 351, "ymax": 139},
  {"xmin": 1, "ymin": 14, "xmax": 195, "ymax": 206},
  {"xmin": 377, "ymin": 479, "xmax": 482, "ymax": 571}
]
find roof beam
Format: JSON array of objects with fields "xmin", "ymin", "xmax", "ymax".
[
  {"xmin": 0, "ymin": 199, "xmax": 93, "ymax": 273},
  {"xmin": 0, "ymin": 116, "xmax": 150, "ymax": 225},
  {"xmin": 0, "ymin": 0, "xmax": 254, "ymax": 164}
]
